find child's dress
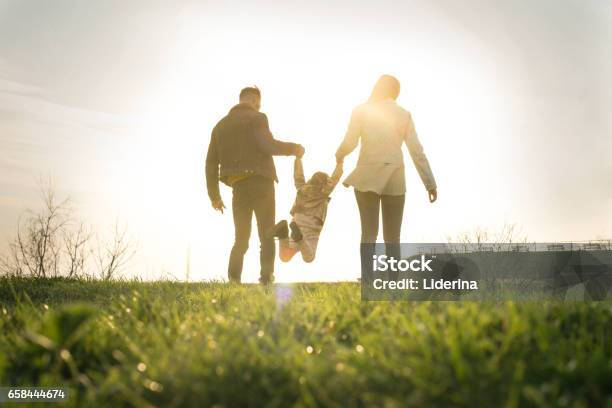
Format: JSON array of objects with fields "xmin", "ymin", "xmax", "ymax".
[{"xmin": 279, "ymin": 158, "xmax": 343, "ymax": 262}]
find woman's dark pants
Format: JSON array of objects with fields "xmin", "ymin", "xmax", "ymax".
[{"xmin": 355, "ymin": 190, "xmax": 405, "ymax": 282}]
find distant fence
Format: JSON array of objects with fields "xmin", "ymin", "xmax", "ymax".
[{"xmin": 415, "ymin": 240, "xmax": 612, "ymax": 255}]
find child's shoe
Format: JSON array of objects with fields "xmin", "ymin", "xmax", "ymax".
[
  {"xmin": 279, "ymin": 244, "xmax": 298, "ymax": 262},
  {"xmin": 267, "ymin": 220, "xmax": 289, "ymax": 239},
  {"xmin": 289, "ymin": 221, "xmax": 303, "ymax": 242}
]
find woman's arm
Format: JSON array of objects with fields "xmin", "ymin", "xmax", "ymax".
[
  {"xmin": 404, "ymin": 113, "xmax": 437, "ymax": 191},
  {"xmin": 335, "ymin": 107, "xmax": 362, "ymax": 162}
]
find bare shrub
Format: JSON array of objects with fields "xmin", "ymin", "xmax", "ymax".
[
  {"xmin": 63, "ymin": 221, "xmax": 92, "ymax": 278},
  {"xmin": 94, "ymin": 221, "xmax": 136, "ymax": 280},
  {"xmin": 447, "ymin": 223, "xmax": 530, "ymax": 295},
  {"xmin": 2, "ymin": 182, "xmax": 70, "ymax": 278},
  {"xmin": 1, "ymin": 182, "xmax": 136, "ymax": 280},
  {"xmin": 450, "ymin": 223, "xmax": 528, "ymax": 252}
]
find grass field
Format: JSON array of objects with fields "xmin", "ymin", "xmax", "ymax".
[{"xmin": 0, "ymin": 278, "xmax": 610, "ymax": 407}]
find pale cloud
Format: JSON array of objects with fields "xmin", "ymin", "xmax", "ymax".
[
  {"xmin": 0, "ymin": 78, "xmax": 132, "ymax": 133},
  {"xmin": 0, "ymin": 1, "xmax": 182, "ymax": 115}
]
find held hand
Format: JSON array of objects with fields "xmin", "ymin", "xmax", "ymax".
[
  {"xmin": 428, "ymin": 189, "xmax": 437, "ymax": 203},
  {"xmin": 212, "ymin": 199, "xmax": 226, "ymax": 214},
  {"xmin": 295, "ymin": 145, "xmax": 305, "ymax": 159}
]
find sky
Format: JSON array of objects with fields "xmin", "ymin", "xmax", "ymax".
[{"xmin": 1, "ymin": 0, "xmax": 611, "ymax": 282}]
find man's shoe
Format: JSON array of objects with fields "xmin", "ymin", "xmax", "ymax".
[
  {"xmin": 289, "ymin": 221, "xmax": 303, "ymax": 242},
  {"xmin": 267, "ymin": 220, "xmax": 288, "ymax": 239},
  {"xmin": 259, "ymin": 275, "xmax": 274, "ymax": 286}
]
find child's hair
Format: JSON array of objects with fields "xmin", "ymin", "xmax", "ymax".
[{"xmin": 308, "ymin": 171, "xmax": 329, "ymax": 187}]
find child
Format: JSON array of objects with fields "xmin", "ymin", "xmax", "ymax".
[{"xmin": 269, "ymin": 157, "xmax": 343, "ymax": 263}]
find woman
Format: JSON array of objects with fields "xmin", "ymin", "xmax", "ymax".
[{"xmin": 335, "ymin": 75, "xmax": 437, "ymax": 281}]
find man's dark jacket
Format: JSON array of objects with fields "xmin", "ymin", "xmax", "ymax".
[{"xmin": 206, "ymin": 103, "xmax": 299, "ymax": 202}]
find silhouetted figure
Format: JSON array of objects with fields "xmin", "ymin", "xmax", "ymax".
[
  {"xmin": 335, "ymin": 75, "xmax": 437, "ymax": 283},
  {"xmin": 206, "ymin": 87, "xmax": 305, "ymax": 284}
]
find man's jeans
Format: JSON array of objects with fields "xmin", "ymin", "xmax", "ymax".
[{"xmin": 228, "ymin": 176, "xmax": 275, "ymax": 283}]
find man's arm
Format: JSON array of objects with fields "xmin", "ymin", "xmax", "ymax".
[
  {"xmin": 205, "ymin": 129, "xmax": 222, "ymax": 203},
  {"xmin": 252, "ymin": 113, "xmax": 302, "ymax": 156},
  {"xmin": 322, "ymin": 162, "xmax": 344, "ymax": 195},
  {"xmin": 294, "ymin": 158, "xmax": 306, "ymax": 189}
]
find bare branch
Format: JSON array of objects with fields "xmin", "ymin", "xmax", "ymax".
[
  {"xmin": 63, "ymin": 222, "xmax": 92, "ymax": 278},
  {"xmin": 94, "ymin": 221, "xmax": 137, "ymax": 280}
]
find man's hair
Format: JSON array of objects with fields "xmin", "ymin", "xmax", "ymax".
[{"xmin": 239, "ymin": 86, "xmax": 261, "ymax": 100}]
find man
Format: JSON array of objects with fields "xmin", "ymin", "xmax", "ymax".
[{"xmin": 206, "ymin": 87, "xmax": 305, "ymax": 284}]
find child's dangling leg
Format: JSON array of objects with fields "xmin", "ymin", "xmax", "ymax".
[
  {"xmin": 290, "ymin": 217, "xmax": 322, "ymax": 263},
  {"xmin": 297, "ymin": 230, "xmax": 320, "ymax": 263},
  {"xmin": 279, "ymin": 238, "xmax": 299, "ymax": 262},
  {"xmin": 268, "ymin": 220, "xmax": 298, "ymax": 262},
  {"xmin": 299, "ymin": 240, "xmax": 316, "ymax": 263}
]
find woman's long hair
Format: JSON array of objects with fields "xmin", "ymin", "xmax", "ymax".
[{"xmin": 368, "ymin": 75, "xmax": 400, "ymax": 103}]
